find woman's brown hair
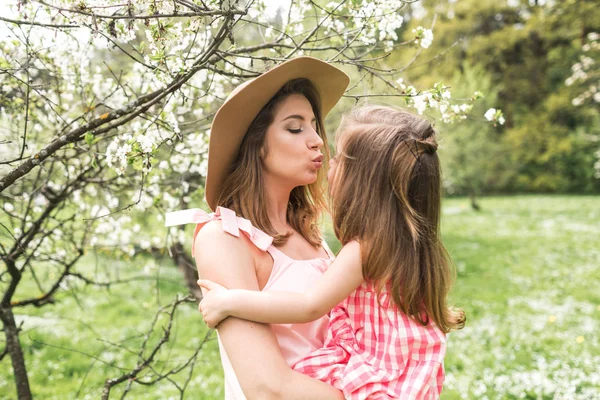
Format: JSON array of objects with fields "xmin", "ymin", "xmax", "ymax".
[
  {"xmin": 331, "ymin": 105, "xmax": 465, "ymax": 333},
  {"xmin": 216, "ymin": 78, "xmax": 329, "ymax": 247}
]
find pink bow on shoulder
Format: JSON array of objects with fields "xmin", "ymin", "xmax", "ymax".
[{"xmin": 164, "ymin": 207, "xmax": 273, "ymax": 254}]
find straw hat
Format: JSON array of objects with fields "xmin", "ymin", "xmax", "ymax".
[{"xmin": 205, "ymin": 56, "xmax": 350, "ymax": 210}]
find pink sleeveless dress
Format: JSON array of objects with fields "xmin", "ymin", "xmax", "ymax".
[{"xmin": 165, "ymin": 206, "xmax": 333, "ymax": 399}]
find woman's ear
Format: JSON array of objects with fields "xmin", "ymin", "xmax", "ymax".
[{"xmin": 259, "ymin": 143, "xmax": 267, "ymax": 160}]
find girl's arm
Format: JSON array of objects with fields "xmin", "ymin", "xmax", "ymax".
[
  {"xmin": 198, "ymin": 240, "xmax": 363, "ymax": 327},
  {"xmin": 195, "ymin": 221, "xmax": 343, "ymax": 400}
]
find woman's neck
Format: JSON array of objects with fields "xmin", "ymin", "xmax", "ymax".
[{"xmin": 263, "ymin": 178, "xmax": 292, "ymax": 233}]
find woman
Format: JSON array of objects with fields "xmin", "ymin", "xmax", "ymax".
[{"xmin": 166, "ymin": 57, "xmax": 349, "ymax": 399}]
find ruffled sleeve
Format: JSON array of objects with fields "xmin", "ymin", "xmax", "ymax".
[{"xmin": 165, "ymin": 206, "xmax": 273, "ymax": 256}]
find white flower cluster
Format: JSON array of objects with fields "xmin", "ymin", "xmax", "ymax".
[
  {"xmin": 91, "ymin": 209, "xmax": 134, "ymax": 255},
  {"xmin": 320, "ymin": 1, "xmax": 405, "ymax": 50},
  {"xmin": 288, "ymin": 2, "xmax": 313, "ymax": 36},
  {"xmin": 484, "ymin": 108, "xmax": 506, "ymax": 125},
  {"xmin": 566, "ymin": 32, "xmax": 599, "ymax": 106},
  {"xmin": 105, "ymin": 135, "xmax": 133, "ymax": 176},
  {"xmin": 396, "ymin": 79, "xmax": 503, "ymax": 125},
  {"xmin": 412, "ymin": 26, "xmax": 434, "ymax": 49},
  {"xmin": 142, "ymin": 20, "xmax": 212, "ymax": 75},
  {"xmin": 566, "ymin": 56, "xmax": 594, "ymax": 88},
  {"xmin": 321, "ymin": 17, "xmax": 347, "ymax": 38},
  {"xmin": 104, "ymin": 113, "xmax": 182, "ymax": 175},
  {"xmin": 398, "ymin": 79, "xmax": 481, "ymax": 123},
  {"xmin": 167, "ymin": 132, "xmax": 209, "ymax": 176},
  {"xmin": 247, "ymin": 0, "xmax": 278, "ymax": 25}
]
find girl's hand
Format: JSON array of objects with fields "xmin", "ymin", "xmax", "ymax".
[{"xmin": 197, "ymin": 279, "xmax": 231, "ymax": 329}]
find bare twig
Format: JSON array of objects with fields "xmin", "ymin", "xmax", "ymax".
[
  {"xmin": 100, "ymin": 295, "xmax": 198, "ymax": 400},
  {"xmin": 0, "ymin": 15, "xmax": 78, "ymax": 29}
]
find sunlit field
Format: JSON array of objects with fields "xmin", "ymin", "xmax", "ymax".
[{"xmin": 1, "ymin": 196, "xmax": 598, "ymax": 399}]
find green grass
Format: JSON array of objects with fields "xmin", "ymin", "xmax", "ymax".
[
  {"xmin": 1, "ymin": 196, "xmax": 599, "ymax": 399},
  {"xmin": 440, "ymin": 196, "xmax": 600, "ymax": 399}
]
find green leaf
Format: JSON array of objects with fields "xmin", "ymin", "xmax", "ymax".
[
  {"xmin": 131, "ymin": 142, "xmax": 142, "ymax": 153},
  {"xmin": 84, "ymin": 132, "xmax": 94, "ymax": 146}
]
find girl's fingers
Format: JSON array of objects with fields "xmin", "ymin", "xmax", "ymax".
[
  {"xmin": 205, "ymin": 317, "xmax": 215, "ymax": 329},
  {"xmin": 197, "ymin": 279, "xmax": 226, "ymax": 291},
  {"xmin": 197, "ymin": 279, "xmax": 212, "ymax": 289}
]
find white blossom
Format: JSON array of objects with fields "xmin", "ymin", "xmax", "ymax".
[
  {"xmin": 413, "ymin": 26, "xmax": 434, "ymax": 49},
  {"xmin": 485, "ymin": 108, "xmax": 497, "ymax": 121}
]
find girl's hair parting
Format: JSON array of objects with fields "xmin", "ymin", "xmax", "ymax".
[
  {"xmin": 217, "ymin": 78, "xmax": 329, "ymax": 247},
  {"xmin": 331, "ymin": 105, "xmax": 465, "ymax": 333}
]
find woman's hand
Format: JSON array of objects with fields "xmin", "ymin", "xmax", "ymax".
[{"xmin": 197, "ymin": 279, "xmax": 231, "ymax": 329}]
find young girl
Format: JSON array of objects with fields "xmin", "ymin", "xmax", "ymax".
[{"xmin": 198, "ymin": 105, "xmax": 465, "ymax": 399}]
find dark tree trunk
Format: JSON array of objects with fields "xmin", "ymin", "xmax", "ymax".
[
  {"xmin": 169, "ymin": 242, "xmax": 202, "ymax": 300},
  {"xmin": 0, "ymin": 306, "xmax": 32, "ymax": 400},
  {"xmin": 470, "ymin": 192, "xmax": 481, "ymax": 211},
  {"xmin": 145, "ymin": 243, "xmax": 201, "ymax": 300}
]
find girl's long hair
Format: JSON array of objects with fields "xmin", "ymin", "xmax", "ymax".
[
  {"xmin": 331, "ymin": 105, "xmax": 465, "ymax": 333},
  {"xmin": 217, "ymin": 78, "xmax": 329, "ymax": 247}
]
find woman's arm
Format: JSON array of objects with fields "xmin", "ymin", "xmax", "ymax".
[
  {"xmin": 199, "ymin": 240, "xmax": 363, "ymax": 327},
  {"xmin": 194, "ymin": 221, "xmax": 343, "ymax": 400}
]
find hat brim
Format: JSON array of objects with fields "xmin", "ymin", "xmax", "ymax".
[{"xmin": 205, "ymin": 56, "xmax": 350, "ymax": 210}]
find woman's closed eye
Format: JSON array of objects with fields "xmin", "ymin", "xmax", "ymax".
[{"xmin": 287, "ymin": 127, "xmax": 304, "ymax": 134}]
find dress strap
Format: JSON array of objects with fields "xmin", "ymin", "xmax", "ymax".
[
  {"xmin": 321, "ymin": 239, "xmax": 335, "ymax": 260},
  {"xmin": 165, "ymin": 206, "xmax": 273, "ymax": 256}
]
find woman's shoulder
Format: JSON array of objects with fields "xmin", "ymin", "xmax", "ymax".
[
  {"xmin": 193, "ymin": 207, "xmax": 273, "ymax": 257},
  {"xmin": 193, "ymin": 219, "xmax": 251, "ymax": 255},
  {"xmin": 193, "ymin": 219, "xmax": 259, "ymax": 281}
]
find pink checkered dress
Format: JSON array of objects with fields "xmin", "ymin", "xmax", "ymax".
[{"xmin": 293, "ymin": 281, "xmax": 446, "ymax": 400}]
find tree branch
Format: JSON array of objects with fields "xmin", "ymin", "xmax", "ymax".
[
  {"xmin": 0, "ymin": 15, "xmax": 78, "ymax": 29},
  {"xmin": 100, "ymin": 295, "xmax": 198, "ymax": 400},
  {"xmin": 9, "ymin": 252, "xmax": 83, "ymax": 308}
]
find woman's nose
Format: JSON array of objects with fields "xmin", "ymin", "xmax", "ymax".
[{"xmin": 308, "ymin": 128, "xmax": 324, "ymax": 149}]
